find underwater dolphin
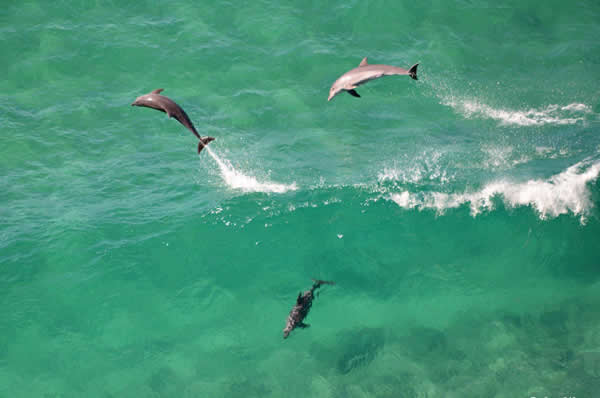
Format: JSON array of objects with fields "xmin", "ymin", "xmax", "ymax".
[
  {"xmin": 328, "ymin": 57, "xmax": 418, "ymax": 101},
  {"xmin": 283, "ymin": 279, "xmax": 335, "ymax": 339},
  {"xmin": 132, "ymin": 89, "xmax": 215, "ymax": 153}
]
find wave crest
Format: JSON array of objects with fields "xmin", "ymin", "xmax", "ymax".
[{"xmin": 390, "ymin": 160, "xmax": 600, "ymax": 223}]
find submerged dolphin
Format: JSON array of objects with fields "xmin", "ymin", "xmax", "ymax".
[
  {"xmin": 132, "ymin": 89, "xmax": 214, "ymax": 153},
  {"xmin": 283, "ymin": 279, "xmax": 335, "ymax": 339},
  {"xmin": 328, "ymin": 58, "xmax": 418, "ymax": 101}
]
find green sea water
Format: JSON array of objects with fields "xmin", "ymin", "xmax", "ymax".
[{"xmin": 2, "ymin": 0, "xmax": 600, "ymax": 396}]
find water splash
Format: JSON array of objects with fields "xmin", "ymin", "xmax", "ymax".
[
  {"xmin": 378, "ymin": 150, "xmax": 453, "ymax": 186},
  {"xmin": 204, "ymin": 147, "xmax": 297, "ymax": 194}
]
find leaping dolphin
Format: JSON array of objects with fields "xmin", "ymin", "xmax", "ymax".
[
  {"xmin": 132, "ymin": 89, "xmax": 215, "ymax": 153},
  {"xmin": 283, "ymin": 279, "xmax": 335, "ymax": 339},
  {"xmin": 328, "ymin": 58, "xmax": 418, "ymax": 101}
]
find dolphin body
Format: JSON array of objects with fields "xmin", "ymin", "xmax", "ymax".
[
  {"xmin": 328, "ymin": 58, "xmax": 418, "ymax": 101},
  {"xmin": 132, "ymin": 89, "xmax": 215, "ymax": 153},
  {"xmin": 283, "ymin": 279, "xmax": 335, "ymax": 339}
]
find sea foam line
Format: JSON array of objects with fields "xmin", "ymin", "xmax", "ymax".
[
  {"xmin": 443, "ymin": 98, "xmax": 591, "ymax": 126},
  {"xmin": 204, "ymin": 147, "xmax": 297, "ymax": 194},
  {"xmin": 389, "ymin": 159, "xmax": 600, "ymax": 223}
]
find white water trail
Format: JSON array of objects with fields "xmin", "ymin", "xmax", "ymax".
[
  {"xmin": 204, "ymin": 147, "xmax": 297, "ymax": 194},
  {"xmin": 442, "ymin": 98, "xmax": 592, "ymax": 126},
  {"xmin": 426, "ymin": 78, "xmax": 593, "ymax": 126}
]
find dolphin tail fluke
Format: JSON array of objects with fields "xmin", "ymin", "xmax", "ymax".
[
  {"xmin": 311, "ymin": 279, "xmax": 335, "ymax": 288},
  {"xmin": 197, "ymin": 137, "xmax": 215, "ymax": 154},
  {"xmin": 408, "ymin": 63, "xmax": 419, "ymax": 80}
]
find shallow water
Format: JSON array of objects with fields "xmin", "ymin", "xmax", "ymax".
[{"xmin": 2, "ymin": 0, "xmax": 600, "ymax": 396}]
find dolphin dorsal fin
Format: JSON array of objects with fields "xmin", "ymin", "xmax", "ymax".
[
  {"xmin": 151, "ymin": 88, "xmax": 164, "ymax": 94},
  {"xmin": 359, "ymin": 57, "xmax": 368, "ymax": 67}
]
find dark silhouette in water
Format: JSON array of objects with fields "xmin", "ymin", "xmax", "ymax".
[
  {"xmin": 283, "ymin": 279, "xmax": 335, "ymax": 339},
  {"xmin": 132, "ymin": 89, "xmax": 215, "ymax": 153}
]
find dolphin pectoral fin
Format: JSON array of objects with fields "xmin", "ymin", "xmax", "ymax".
[
  {"xmin": 347, "ymin": 89, "xmax": 361, "ymax": 98},
  {"xmin": 359, "ymin": 57, "xmax": 368, "ymax": 67},
  {"xmin": 298, "ymin": 322, "xmax": 310, "ymax": 328},
  {"xmin": 151, "ymin": 88, "xmax": 164, "ymax": 94}
]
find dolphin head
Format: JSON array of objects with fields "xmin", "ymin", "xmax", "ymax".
[
  {"xmin": 131, "ymin": 94, "xmax": 153, "ymax": 107},
  {"xmin": 283, "ymin": 325, "xmax": 293, "ymax": 339},
  {"xmin": 328, "ymin": 82, "xmax": 343, "ymax": 101}
]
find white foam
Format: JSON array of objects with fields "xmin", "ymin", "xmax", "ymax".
[
  {"xmin": 481, "ymin": 146, "xmax": 530, "ymax": 170},
  {"xmin": 444, "ymin": 98, "xmax": 591, "ymax": 126},
  {"xmin": 379, "ymin": 167, "xmax": 424, "ymax": 184},
  {"xmin": 390, "ymin": 159, "xmax": 600, "ymax": 223},
  {"xmin": 378, "ymin": 150, "xmax": 452, "ymax": 185},
  {"xmin": 561, "ymin": 103, "xmax": 590, "ymax": 112},
  {"xmin": 205, "ymin": 147, "xmax": 297, "ymax": 194}
]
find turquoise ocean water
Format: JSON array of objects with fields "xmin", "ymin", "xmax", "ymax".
[{"xmin": 2, "ymin": 0, "xmax": 600, "ymax": 396}]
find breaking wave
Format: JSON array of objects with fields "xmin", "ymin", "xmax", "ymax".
[{"xmin": 389, "ymin": 159, "xmax": 600, "ymax": 223}]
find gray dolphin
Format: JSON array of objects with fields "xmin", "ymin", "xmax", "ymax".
[
  {"xmin": 283, "ymin": 279, "xmax": 335, "ymax": 339},
  {"xmin": 132, "ymin": 89, "xmax": 215, "ymax": 153},
  {"xmin": 328, "ymin": 58, "xmax": 418, "ymax": 101}
]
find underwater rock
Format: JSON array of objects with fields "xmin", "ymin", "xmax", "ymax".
[
  {"xmin": 539, "ymin": 309, "xmax": 569, "ymax": 339},
  {"xmin": 340, "ymin": 372, "xmax": 434, "ymax": 398},
  {"xmin": 148, "ymin": 366, "xmax": 182, "ymax": 397},
  {"xmin": 499, "ymin": 311, "xmax": 522, "ymax": 328},
  {"xmin": 335, "ymin": 327, "xmax": 385, "ymax": 374},
  {"xmin": 227, "ymin": 377, "xmax": 271, "ymax": 398},
  {"xmin": 404, "ymin": 327, "xmax": 448, "ymax": 357}
]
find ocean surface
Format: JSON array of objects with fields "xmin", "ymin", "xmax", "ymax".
[{"xmin": 2, "ymin": 0, "xmax": 600, "ymax": 396}]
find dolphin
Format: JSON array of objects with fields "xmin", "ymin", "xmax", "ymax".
[
  {"xmin": 328, "ymin": 58, "xmax": 418, "ymax": 101},
  {"xmin": 132, "ymin": 89, "xmax": 215, "ymax": 153},
  {"xmin": 283, "ymin": 279, "xmax": 335, "ymax": 339}
]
